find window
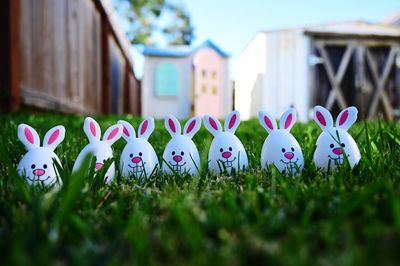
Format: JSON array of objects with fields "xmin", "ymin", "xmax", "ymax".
[
  {"xmin": 201, "ymin": 84, "xmax": 207, "ymax": 93},
  {"xmin": 212, "ymin": 86, "xmax": 218, "ymax": 95},
  {"xmin": 202, "ymin": 70, "xmax": 207, "ymax": 78},
  {"xmin": 212, "ymin": 71, "xmax": 217, "ymax": 80},
  {"xmin": 155, "ymin": 62, "xmax": 179, "ymax": 97}
]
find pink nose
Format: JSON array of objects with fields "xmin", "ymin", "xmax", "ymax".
[
  {"xmin": 95, "ymin": 163, "xmax": 103, "ymax": 170},
  {"xmin": 33, "ymin": 169, "xmax": 45, "ymax": 176},
  {"xmin": 222, "ymin": 152, "xmax": 231, "ymax": 159},
  {"xmin": 132, "ymin": 157, "xmax": 141, "ymax": 164},
  {"xmin": 173, "ymin": 155, "xmax": 183, "ymax": 162},
  {"xmin": 284, "ymin": 152, "xmax": 294, "ymax": 160},
  {"xmin": 333, "ymin": 148, "xmax": 342, "ymax": 155}
]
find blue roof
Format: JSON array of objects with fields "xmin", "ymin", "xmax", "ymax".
[
  {"xmin": 142, "ymin": 46, "xmax": 192, "ymax": 57},
  {"xmin": 142, "ymin": 40, "xmax": 229, "ymax": 58},
  {"xmin": 195, "ymin": 40, "xmax": 229, "ymax": 57}
]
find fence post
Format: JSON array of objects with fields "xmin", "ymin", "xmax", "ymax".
[
  {"xmin": 101, "ymin": 15, "xmax": 111, "ymax": 114},
  {"xmin": 0, "ymin": 0, "xmax": 21, "ymax": 112}
]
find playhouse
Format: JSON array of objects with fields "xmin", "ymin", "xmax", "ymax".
[
  {"xmin": 141, "ymin": 40, "xmax": 231, "ymax": 119},
  {"xmin": 235, "ymin": 20, "xmax": 400, "ymax": 121}
]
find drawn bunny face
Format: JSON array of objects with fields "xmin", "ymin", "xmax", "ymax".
[
  {"xmin": 17, "ymin": 124, "xmax": 65, "ymax": 187},
  {"xmin": 259, "ymin": 108, "xmax": 304, "ymax": 176},
  {"xmin": 313, "ymin": 106, "xmax": 361, "ymax": 171},
  {"xmin": 204, "ymin": 111, "xmax": 248, "ymax": 175},
  {"xmin": 118, "ymin": 118, "xmax": 159, "ymax": 179},
  {"xmin": 162, "ymin": 115, "xmax": 201, "ymax": 176},
  {"xmin": 72, "ymin": 117, "xmax": 122, "ymax": 184}
]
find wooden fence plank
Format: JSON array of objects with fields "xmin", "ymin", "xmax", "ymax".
[
  {"xmin": 124, "ymin": 61, "xmax": 131, "ymax": 113},
  {"xmin": 101, "ymin": 20, "xmax": 111, "ymax": 114},
  {"xmin": 31, "ymin": 0, "xmax": 51, "ymax": 94},
  {"xmin": 110, "ymin": 39, "xmax": 125, "ymax": 114},
  {"xmin": 9, "ymin": 0, "xmax": 21, "ymax": 111},
  {"xmin": 19, "ymin": 0, "xmax": 32, "ymax": 94},
  {"xmin": 83, "ymin": 0, "xmax": 94, "ymax": 112},
  {"xmin": 77, "ymin": 0, "xmax": 85, "ymax": 108},
  {"xmin": 66, "ymin": 0, "xmax": 79, "ymax": 103},
  {"xmin": 93, "ymin": 10, "xmax": 102, "ymax": 112},
  {"xmin": 50, "ymin": 0, "xmax": 67, "ymax": 99}
]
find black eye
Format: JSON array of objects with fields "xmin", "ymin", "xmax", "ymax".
[
  {"xmin": 172, "ymin": 151, "xmax": 175, "ymax": 155},
  {"xmin": 229, "ymin": 147, "xmax": 232, "ymax": 151},
  {"xmin": 31, "ymin": 164, "xmax": 36, "ymax": 169},
  {"xmin": 341, "ymin": 143, "xmax": 345, "ymax": 147},
  {"xmin": 129, "ymin": 153, "xmax": 133, "ymax": 158},
  {"xmin": 291, "ymin": 147, "xmax": 294, "ymax": 152},
  {"xmin": 139, "ymin": 152, "xmax": 143, "ymax": 156},
  {"xmin": 281, "ymin": 148, "xmax": 285, "ymax": 153},
  {"xmin": 220, "ymin": 148, "xmax": 223, "ymax": 152},
  {"xmin": 330, "ymin": 144, "xmax": 334, "ymax": 148},
  {"xmin": 43, "ymin": 164, "xmax": 47, "ymax": 169},
  {"xmin": 181, "ymin": 151, "xmax": 184, "ymax": 156}
]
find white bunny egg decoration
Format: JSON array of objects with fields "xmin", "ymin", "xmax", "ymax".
[
  {"xmin": 313, "ymin": 105, "xmax": 361, "ymax": 171},
  {"xmin": 162, "ymin": 115, "xmax": 202, "ymax": 176},
  {"xmin": 258, "ymin": 108, "xmax": 304, "ymax": 176},
  {"xmin": 72, "ymin": 117, "xmax": 122, "ymax": 184},
  {"xmin": 118, "ymin": 118, "xmax": 159, "ymax": 179},
  {"xmin": 204, "ymin": 111, "xmax": 249, "ymax": 175},
  {"xmin": 17, "ymin": 124, "xmax": 65, "ymax": 187}
]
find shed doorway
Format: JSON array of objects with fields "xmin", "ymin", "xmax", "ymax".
[{"xmin": 311, "ymin": 38, "xmax": 400, "ymax": 120}]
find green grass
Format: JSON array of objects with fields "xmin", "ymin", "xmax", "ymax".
[{"xmin": 1, "ymin": 112, "xmax": 400, "ymax": 265}]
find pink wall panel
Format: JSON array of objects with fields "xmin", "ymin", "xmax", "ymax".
[{"xmin": 193, "ymin": 48, "xmax": 222, "ymax": 117}]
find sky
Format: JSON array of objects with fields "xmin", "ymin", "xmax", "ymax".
[{"xmin": 130, "ymin": 0, "xmax": 400, "ymax": 79}]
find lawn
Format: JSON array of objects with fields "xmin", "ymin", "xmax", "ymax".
[{"xmin": 1, "ymin": 112, "xmax": 400, "ymax": 265}]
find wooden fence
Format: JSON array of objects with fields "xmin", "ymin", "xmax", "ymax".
[{"xmin": 0, "ymin": 0, "xmax": 140, "ymax": 115}]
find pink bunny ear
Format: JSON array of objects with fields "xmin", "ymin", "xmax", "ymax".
[
  {"xmin": 103, "ymin": 124, "xmax": 123, "ymax": 146},
  {"xmin": 313, "ymin": 106, "xmax": 333, "ymax": 130},
  {"xmin": 258, "ymin": 111, "xmax": 277, "ymax": 134},
  {"xmin": 43, "ymin": 125, "xmax": 65, "ymax": 151},
  {"xmin": 336, "ymin": 106, "xmax": 358, "ymax": 131},
  {"xmin": 183, "ymin": 116, "xmax": 201, "ymax": 139},
  {"xmin": 279, "ymin": 108, "xmax": 297, "ymax": 131},
  {"xmin": 18, "ymin": 124, "xmax": 40, "ymax": 150},
  {"xmin": 203, "ymin": 114, "xmax": 222, "ymax": 136},
  {"xmin": 138, "ymin": 117, "xmax": 155, "ymax": 140},
  {"xmin": 118, "ymin": 120, "xmax": 136, "ymax": 142},
  {"xmin": 224, "ymin": 111, "xmax": 241, "ymax": 133},
  {"xmin": 84, "ymin": 117, "xmax": 101, "ymax": 142},
  {"xmin": 165, "ymin": 115, "xmax": 181, "ymax": 137}
]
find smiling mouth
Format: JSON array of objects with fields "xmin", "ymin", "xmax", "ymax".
[
  {"xmin": 168, "ymin": 161, "xmax": 187, "ymax": 173},
  {"xmin": 128, "ymin": 162, "xmax": 146, "ymax": 175},
  {"xmin": 219, "ymin": 157, "xmax": 237, "ymax": 168},
  {"xmin": 26, "ymin": 175, "xmax": 51, "ymax": 183},
  {"xmin": 280, "ymin": 158, "xmax": 301, "ymax": 174},
  {"xmin": 328, "ymin": 154, "xmax": 350, "ymax": 166},
  {"xmin": 280, "ymin": 158, "xmax": 299, "ymax": 165}
]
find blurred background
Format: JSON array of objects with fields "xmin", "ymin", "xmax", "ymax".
[{"xmin": 1, "ymin": 0, "xmax": 399, "ymax": 121}]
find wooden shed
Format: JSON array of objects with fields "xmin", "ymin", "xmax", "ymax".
[
  {"xmin": 0, "ymin": 0, "xmax": 140, "ymax": 115},
  {"xmin": 235, "ymin": 21, "xmax": 400, "ymax": 121}
]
